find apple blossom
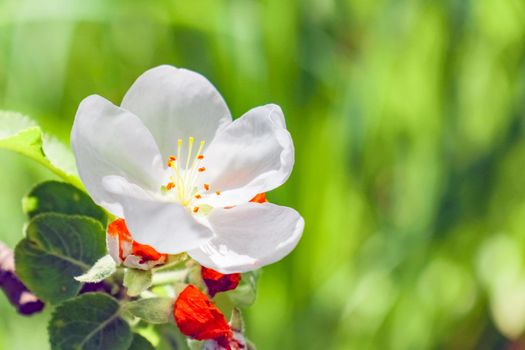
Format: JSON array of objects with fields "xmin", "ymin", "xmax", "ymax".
[{"xmin": 71, "ymin": 65, "xmax": 304, "ymax": 273}]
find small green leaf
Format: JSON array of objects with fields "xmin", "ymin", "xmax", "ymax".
[
  {"xmin": 124, "ymin": 297, "xmax": 174, "ymax": 324},
  {"xmin": 0, "ymin": 110, "xmax": 82, "ymax": 188},
  {"xmin": 23, "ymin": 181, "xmax": 107, "ymax": 225},
  {"xmin": 75, "ymin": 255, "xmax": 116, "ymax": 283},
  {"xmin": 15, "ymin": 213, "xmax": 106, "ymax": 304},
  {"xmin": 49, "ymin": 293, "xmax": 132, "ymax": 350},
  {"xmin": 124, "ymin": 269, "xmax": 153, "ymax": 297},
  {"xmin": 128, "ymin": 333, "xmax": 155, "ymax": 350},
  {"xmin": 227, "ymin": 271, "xmax": 259, "ymax": 307}
]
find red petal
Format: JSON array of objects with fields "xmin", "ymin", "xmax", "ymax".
[
  {"xmin": 108, "ymin": 219, "xmax": 167, "ymax": 262},
  {"xmin": 174, "ymin": 285, "xmax": 233, "ymax": 342},
  {"xmin": 131, "ymin": 241, "xmax": 166, "ymax": 262},
  {"xmin": 249, "ymin": 193, "xmax": 267, "ymax": 203},
  {"xmin": 201, "ymin": 267, "xmax": 241, "ymax": 297}
]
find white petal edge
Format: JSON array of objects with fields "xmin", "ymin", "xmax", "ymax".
[
  {"xmin": 198, "ymin": 104, "xmax": 294, "ymax": 207},
  {"xmin": 71, "ymin": 95, "xmax": 164, "ymax": 216},
  {"xmin": 121, "ymin": 65, "xmax": 232, "ymax": 161},
  {"xmin": 116, "ymin": 195, "xmax": 214, "ymax": 254},
  {"xmin": 188, "ymin": 202, "xmax": 304, "ymax": 273},
  {"xmin": 106, "ymin": 233, "xmax": 122, "ymax": 264}
]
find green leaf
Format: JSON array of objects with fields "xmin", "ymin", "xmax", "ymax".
[
  {"xmin": 75, "ymin": 255, "xmax": 117, "ymax": 283},
  {"xmin": 128, "ymin": 333, "xmax": 155, "ymax": 350},
  {"xmin": 124, "ymin": 269, "xmax": 153, "ymax": 297},
  {"xmin": 15, "ymin": 213, "xmax": 106, "ymax": 304},
  {"xmin": 0, "ymin": 111, "xmax": 83, "ymax": 188},
  {"xmin": 23, "ymin": 181, "xmax": 107, "ymax": 225},
  {"xmin": 49, "ymin": 293, "xmax": 132, "ymax": 350},
  {"xmin": 124, "ymin": 297, "xmax": 174, "ymax": 324},
  {"xmin": 227, "ymin": 271, "xmax": 259, "ymax": 307}
]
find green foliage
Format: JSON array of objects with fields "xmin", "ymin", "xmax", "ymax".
[
  {"xmin": 15, "ymin": 214, "xmax": 106, "ymax": 304},
  {"xmin": 124, "ymin": 269, "xmax": 153, "ymax": 297},
  {"xmin": 1, "ymin": 0, "xmax": 525, "ymax": 349},
  {"xmin": 227, "ymin": 272, "xmax": 258, "ymax": 308},
  {"xmin": 128, "ymin": 333, "xmax": 155, "ymax": 350},
  {"xmin": 48, "ymin": 293, "xmax": 132, "ymax": 350},
  {"xmin": 0, "ymin": 111, "xmax": 82, "ymax": 189},
  {"xmin": 75, "ymin": 255, "xmax": 116, "ymax": 283},
  {"xmin": 125, "ymin": 297, "xmax": 174, "ymax": 324},
  {"xmin": 23, "ymin": 181, "xmax": 107, "ymax": 225}
]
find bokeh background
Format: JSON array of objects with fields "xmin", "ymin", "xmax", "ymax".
[{"xmin": 1, "ymin": 0, "xmax": 525, "ymax": 349}]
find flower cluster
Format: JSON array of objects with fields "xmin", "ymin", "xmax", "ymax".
[{"xmin": 68, "ymin": 65, "xmax": 304, "ymax": 345}]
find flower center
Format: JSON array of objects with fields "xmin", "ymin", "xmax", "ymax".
[{"xmin": 162, "ymin": 136, "xmax": 220, "ymax": 213}]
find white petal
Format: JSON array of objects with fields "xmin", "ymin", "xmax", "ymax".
[
  {"xmin": 71, "ymin": 95, "xmax": 164, "ymax": 216},
  {"xmin": 188, "ymin": 203, "xmax": 304, "ymax": 273},
  {"xmin": 198, "ymin": 104, "xmax": 294, "ymax": 207},
  {"xmin": 106, "ymin": 233, "xmax": 122, "ymax": 264},
  {"xmin": 121, "ymin": 65, "xmax": 232, "ymax": 160},
  {"xmin": 116, "ymin": 195, "xmax": 214, "ymax": 254}
]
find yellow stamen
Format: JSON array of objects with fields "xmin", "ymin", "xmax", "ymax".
[
  {"xmin": 185, "ymin": 137, "xmax": 194, "ymax": 171},
  {"xmin": 164, "ymin": 138, "xmax": 211, "ymax": 208}
]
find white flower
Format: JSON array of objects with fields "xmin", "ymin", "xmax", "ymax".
[{"xmin": 71, "ymin": 65, "xmax": 304, "ymax": 273}]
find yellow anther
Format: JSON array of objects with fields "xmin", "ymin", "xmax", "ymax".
[
  {"xmin": 198, "ymin": 167, "xmax": 206, "ymax": 172},
  {"xmin": 215, "ymin": 191, "xmax": 221, "ymax": 195},
  {"xmin": 204, "ymin": 184, "xmax": 210, "ymax": 191},
  {"xmin": 166, "ymin": 182, "xmax": 175, "ymax": 190},
  {"xmin": 195, "ymin": 194, "xmax": 202, "ymax": 199},
  {"xmin": 193, "ymin": 206, "xmax": 200, "ymax": 213}
]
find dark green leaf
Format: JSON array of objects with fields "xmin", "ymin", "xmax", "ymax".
[
  {"xmin": 49, "ymin": 293, "xmax": 132, "ymax": 350},
  {"xmin": 15, "ymin": 213, "xmax": 106, "ymax": 304},
  {"xmin": 128, "ymin": 333, "xmax": 155, "ymax": 350},
  {"xmin": 23, "ymin": 181, "xmax": 107, "ymax": 225}
]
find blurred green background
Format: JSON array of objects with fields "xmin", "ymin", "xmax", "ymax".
[{"xmin": 1, "ymin": 0, "xmax": 525, "ymax": 349}]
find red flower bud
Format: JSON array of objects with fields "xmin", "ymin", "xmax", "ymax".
[
  {"xmin": 174, "ymin": 285, "xmax": 233, "ymax": 346},
  {"xmin": 201, "ymin": 266, "xmax": 241, "ymax": 297},
  {"xmin": 108, "ymin": 219, "xmax": 167, "ymax": 263}
]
